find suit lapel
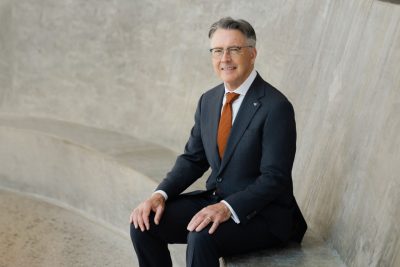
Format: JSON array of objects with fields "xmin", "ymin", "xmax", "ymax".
[
  {"xmin": 208, "ymin": 86, "xmax": 224, "ymax": 168},
  {"xmin": 217, "ymin": 76, "xmax": 265, "ymax": 175}
]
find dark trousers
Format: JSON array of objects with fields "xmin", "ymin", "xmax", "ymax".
[{"xmin": 130, "ymin": 192, "xmax": 281, "ymax": 267}]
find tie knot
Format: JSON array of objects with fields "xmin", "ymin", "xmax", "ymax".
[{"xmin": 225, "ymin": 92, "xmax": 240, "ymax": 104}]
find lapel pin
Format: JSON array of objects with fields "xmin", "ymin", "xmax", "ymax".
[{"xmin": 253, "ymin": 102, "xmax": 258, "ymax": 106}]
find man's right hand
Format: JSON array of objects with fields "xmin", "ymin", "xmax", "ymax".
[{"xmin": 130, "ymin": 193, "xmax": 166, "ymax": 231}]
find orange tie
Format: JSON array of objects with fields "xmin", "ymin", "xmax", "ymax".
[{"xmin": 217, "ymin": 92, "xmax": 240, "ymax": 158}]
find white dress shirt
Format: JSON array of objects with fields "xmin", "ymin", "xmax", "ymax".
[{"xmin": 155, "ymin": 69, "xmax": 258, "ymax": 224}]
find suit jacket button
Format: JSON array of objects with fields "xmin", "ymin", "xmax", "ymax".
[{"xmin": 216, "ymin": 177, "xmax": 222, "ymax": 183}]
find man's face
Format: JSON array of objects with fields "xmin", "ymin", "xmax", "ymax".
[{"xmin": 210, "ymin": 29, "xmax": 257, "ymax": 91}]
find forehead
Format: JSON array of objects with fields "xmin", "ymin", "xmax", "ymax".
[{"xmin": 210, "ymin": 29, "xmax": 247, "ymax": 47}]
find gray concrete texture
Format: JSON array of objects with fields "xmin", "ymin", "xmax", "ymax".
[
  {"xmin": 0, "ymin": 120, "xmax": 188, "ymax": 266},
  {"xmin": 0, "ymin": 117, "xmax": 342, "ymax": 266},
  {"xmin": 0, "ymin": 189, "xmax": 135, "ymax": 267},
  {"xmin": 0, "ymin": 0, "xmax": 399, "ymax": 266}
]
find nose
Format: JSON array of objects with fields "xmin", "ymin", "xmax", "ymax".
[{"xmin": 220, "ymin": 50, "xmax": 232, "ymax": 62}]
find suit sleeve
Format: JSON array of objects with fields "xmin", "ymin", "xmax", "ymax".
[
  {"xmin": 224, "ymin": 100, "xmax": 296, "ymax": 224},
  {"xmin": 156, "ymin": 95, "xmax": 210, "ymax": 198}
]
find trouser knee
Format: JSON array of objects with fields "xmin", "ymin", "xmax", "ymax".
[
  {"xmin": 187, "ymin": 230, "xmax": 219, "ymax": 267},
  {"xmin": 187, "ymin": 230, "xmax": 215, "ymax": 249},
  {"xmin": 130, "ymin": 223, "xmax": 146, "ymax": 245}
]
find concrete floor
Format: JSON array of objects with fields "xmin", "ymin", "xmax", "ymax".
[{"xmin": 0, "ymin": 189, "xmax": 136, "ymax": 267}]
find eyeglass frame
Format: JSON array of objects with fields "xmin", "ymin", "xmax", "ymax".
[{"xmin": 209, "ymin": 45, "xmax": 254, "ymax": 58}]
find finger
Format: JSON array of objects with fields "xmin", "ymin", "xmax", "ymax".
[
  {"xmin": 154, "ymin": 205, "xmax": 164, "ymax": 225},
  {"xmin": 187, "ymin": 214, "xmax": 201, "ymax": 231},
  {"xmin": 195, "ymin": 217, "xmax": 212, "ymax": 232},
  {"xmin": 208, "ymin": 220, "xmax": 220, "ymax": 234},
  {"xmin": 131, "ymin": 210, "xmax": 139, "ymax": 229},
  {"xmin": 143, "ymin": 207, "xmax": 151, "ymax": 231},
  {"xmin": 129, "ymin": 211, "xmax": 134, "ymax": 224},
  {"xmin": 136, "ymin": 210, "xmax": 146, "ymax": 231},
  {"xmin": 143, "ymin": 216, "xmax": 150, "ymax": 231}
]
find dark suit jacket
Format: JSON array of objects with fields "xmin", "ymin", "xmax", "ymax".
[{"xmin": 157, "ymin": 73, "xmax": 307, "ymax": 243}]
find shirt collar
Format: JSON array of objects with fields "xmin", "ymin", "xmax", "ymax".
[{"xmin": 224, "ymin": 69, "xmax": 257, "ymax": 96}]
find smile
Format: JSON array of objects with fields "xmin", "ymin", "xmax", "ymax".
[{"xmin": 221, "ymin": 66, "xmax": 237, "ymax": 71}]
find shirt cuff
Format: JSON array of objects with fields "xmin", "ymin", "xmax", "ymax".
[
  {"xmin": 152, "ymin": 190, "xmax": 168, "ymax": 201},
  {"xmin": 221, "ymin": 200, "xmax": 240, "ymax": 224}
]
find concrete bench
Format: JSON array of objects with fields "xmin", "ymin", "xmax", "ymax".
[
  {"xmin": 223, "ymin": 230, "xmax": 345, "ymax": 267},
  {"xmin": 0, "ymin": 114, "xmax": 345, "ymax": 266}
]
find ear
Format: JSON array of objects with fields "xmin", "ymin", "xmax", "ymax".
[{"xmin": 250, "ymin": 47, "xmax": 257, "ymax": 64}]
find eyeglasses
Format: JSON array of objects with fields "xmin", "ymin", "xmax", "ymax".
[{"xmin": 209, "ymin": 46, "xmax": 253, "ymax": 58}]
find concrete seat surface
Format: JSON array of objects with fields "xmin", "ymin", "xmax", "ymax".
[
  {"xmin": 0, "ymin": 114, "xmax": 208, "ymax": 191},
  {"xmin": 224, "ymin": 231, "xmax": 345, "ymax": 267},
  {"xmin": 0, "ymin": 114, "xmax": 177, "ymax": 183}
]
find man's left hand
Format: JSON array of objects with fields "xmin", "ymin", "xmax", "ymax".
[{"xmin": 187, "ymin": 202, "xmax": 231, "ymax": 234}]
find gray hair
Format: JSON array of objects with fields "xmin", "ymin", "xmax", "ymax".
[{"xmin": 208, "ymin": 17, "xmax": 257, "ymax": 47}]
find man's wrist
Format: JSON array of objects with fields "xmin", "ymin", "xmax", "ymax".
[
  {"xmin": 152, "ymin": 190, "xmax": 168, "ymax": 201},
  {"xmin": 220, "ymin": 202, "xmax": 231, "ymax": 216},
  {"xmin": 221, "ymin": 200, "xmax": 240, "ymax": 224}
]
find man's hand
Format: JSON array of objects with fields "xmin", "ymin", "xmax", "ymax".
[
  {"xmin": 187, "ymin": 202, "xmax": 231, "ymax": 234},
  {"xmin": 130, "ymin": 193, "xmax": 165, "ymax": 232}
]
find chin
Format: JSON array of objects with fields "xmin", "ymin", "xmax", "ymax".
[
  {"xmin": 223, "ymin": 78, "xmax": 238, "ymax": 85},
  {"xmin": 220, "ymin": 75, "xmax": 237, "ymax": 84}
]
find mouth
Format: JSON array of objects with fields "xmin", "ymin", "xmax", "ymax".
[{"xmin": 221, "ymin": 65, "xmax": 237, "ymax": 71}]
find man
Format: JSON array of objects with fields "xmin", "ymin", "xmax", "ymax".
[{"xmin": 130, "ymin": 17, "xmax": 307, "ymax": 267}]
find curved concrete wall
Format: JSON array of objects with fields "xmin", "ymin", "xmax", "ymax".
[
  {"xmin": 0, "ymin": 126, "xmax": 156, "ymax": 232},
  {"xmin": 0, "ymin": 1, "xmax": 399, "ymax": 266}
]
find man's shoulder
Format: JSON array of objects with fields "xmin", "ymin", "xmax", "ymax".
[
  {"xmin": 253, "ymin": 74, "xmax": 292, "ymax": 105},
  {"xmin": 197, "ymin": 83, "xmax": 224, "ymax": 105},
  {"xmin": 203, "ymin": 83, "xmax": 224, "ymax": 98}
]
